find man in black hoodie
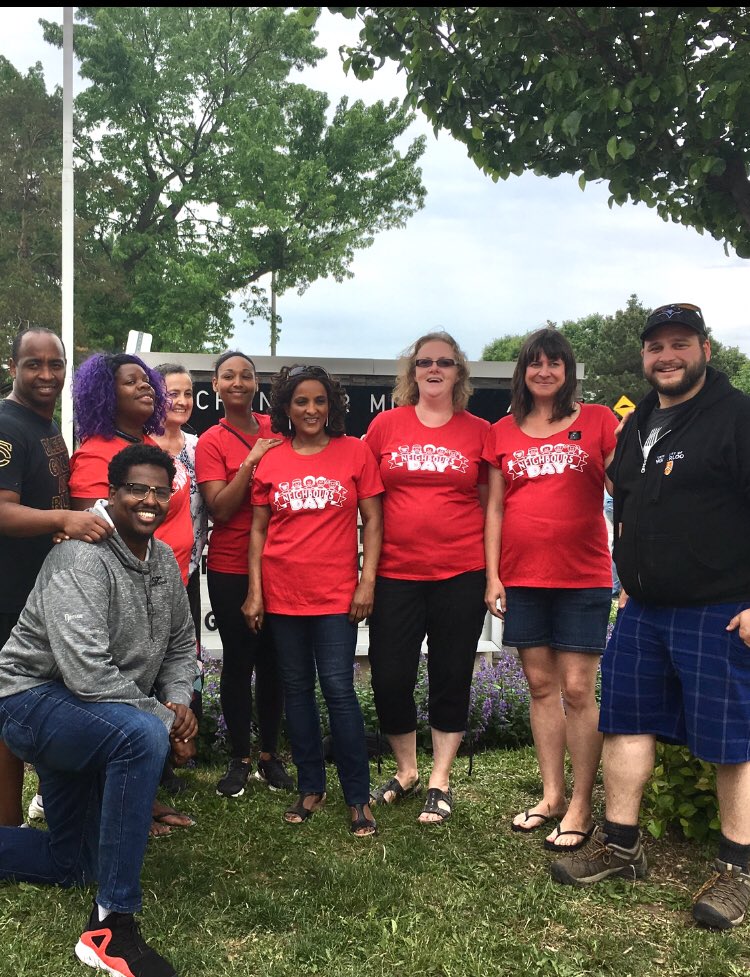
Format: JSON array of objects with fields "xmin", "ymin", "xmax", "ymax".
[{"xmin": 551, "ymin": 303, "xmax": 750, "ymax": 930}]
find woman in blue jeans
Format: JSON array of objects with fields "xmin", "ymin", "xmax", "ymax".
[{"xmin": 242, "ymin": 365, "xmax": 383, "ymax": 836}]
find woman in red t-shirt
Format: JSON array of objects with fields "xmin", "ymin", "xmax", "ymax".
[
  {"xmin": 483, "ymin": 328, "xmax": 617, "ymax": 852},
  {"xmin": 242, "ymin": 365, "xmax": 383, "ymax": 837},
  {"xmin": 194, "ymin": 351, "xmax": 290, "ymax": 800},
  {"xmin": 69, "ymin": 354, "xmax": 193, "ymax": 586},
  {"xmin": 363, "ymin": 332, "xmax": 489, "ymax": 826}
]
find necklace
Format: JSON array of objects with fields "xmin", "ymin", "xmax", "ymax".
[{"xmin": 114, "ymin": 429, "xmax": 142, "ymax": 444}]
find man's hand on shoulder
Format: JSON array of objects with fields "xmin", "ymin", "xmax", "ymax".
[
  {"xmin": 53, "ymin": 511, "xmax": 113, "ymax": 544},
  {"xmin": 727, "ymin": 609, "xmax": 750, "ymax": 648}
]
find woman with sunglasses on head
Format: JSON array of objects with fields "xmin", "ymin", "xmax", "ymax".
[
  {"xmin": 483, "ymin": 328, "xmax": 617, "ymax": 852},
  {"xmin": 194, "ymin": 352, "xmax": 291, "ymax": 799},
  {"xmin": 68, "ymin": 352, "xmax": 196, "ymax": 835},
  {"xmin": 241, "ymin": 365, "xmax": 383, "ymax": 837},
  {"xmin": 363, "ymin": 332, "xmax": 490, "ymax": 825}
]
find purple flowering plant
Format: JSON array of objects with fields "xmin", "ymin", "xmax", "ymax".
[{"xmin": 198, "ymin": 650, "xmax": 533, "ymax": 756}]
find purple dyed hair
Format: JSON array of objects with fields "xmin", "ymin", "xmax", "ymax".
[{"xmin": 73, "ymin": 353, "xmax": 167, "ymax": 441}]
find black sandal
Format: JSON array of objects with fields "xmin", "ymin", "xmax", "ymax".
[
  {"xmin": 283, "ymin": 792, "xmax": 326, "ymax": 825},
  {"xmin": 370, "ymin": 776, "xmax": 422, "ymax": 805},
  {"xmin": 350, "ymin": 803, "xmax": 377, "ymax": 837},
  {"xmin": 418, "ymin": 787, "xmax": 453, "ymax": 825}
]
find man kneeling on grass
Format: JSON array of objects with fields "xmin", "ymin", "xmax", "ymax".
[{"xmin": 0, "ymin": 444, "xmax": 196, "ymax": 977}]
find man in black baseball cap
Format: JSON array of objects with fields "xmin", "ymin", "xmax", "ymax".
[{"xmin": 552, "ymin": 299, "xmax": 750, "ymax": 933}]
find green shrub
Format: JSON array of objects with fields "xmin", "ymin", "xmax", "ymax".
[{"xmin": 642, "ymin": 743, "xmax": 720, "ymax": 843}]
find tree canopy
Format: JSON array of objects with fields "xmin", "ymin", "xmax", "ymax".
[
  {"xmin": 0, "ymin": 57, "xmax": 63, "ymax": 388},
  {"xmin": 332, "ymin": 7, "xmax": 750, "ymax": 256},
  {"xmin": 37, "ymin": 6, "xmax": 426, "ymax": 353},
  {"xmin": 482, "ymin": 295, "xmax": 750, "ymax": 403}
]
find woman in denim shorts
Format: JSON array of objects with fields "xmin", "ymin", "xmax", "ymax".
[{"xmin": 483, "ymin": 329, "xmax": 617, "ymax": 851}]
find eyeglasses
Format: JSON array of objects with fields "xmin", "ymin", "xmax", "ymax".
[
  {"xmin": 414, "ymin": 357, "xmax": 457, "ymax": 369},
  {"xmin": 289, "ymin": 365, "xmax": 329, "ymax": 379},
  {"xmin": 116, "ymin": 482, "xmax": 173, "ymax": 503}
]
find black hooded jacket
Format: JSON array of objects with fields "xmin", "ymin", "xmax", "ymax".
[{"xmin": 608, "ymin": 367, "xmax": 750, "ymax": 606}]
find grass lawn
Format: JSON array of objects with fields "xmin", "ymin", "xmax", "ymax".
[{"xmin": 2, "ymin": 750, "xmax": 747, "ymax": 977}]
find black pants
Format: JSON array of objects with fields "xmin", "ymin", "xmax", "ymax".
[
  {"xmin": 186, "ymin": 566, "xmax": 202, "ymax": 646},
  {"xmin": 207, "ymin": 571, "xmax": 283, "ymax": 758},
  {"xmin": 368, "ymin": 570, "xmax": 487, "ymax": 735}
]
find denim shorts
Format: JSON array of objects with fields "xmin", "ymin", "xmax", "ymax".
[
  {"xmin": 600, "ymin": 598, "xmax": 750, "ymax": 764},
  {"xmin": 503, "ymin": 586, "xmax": 611, "ymax": 654}
]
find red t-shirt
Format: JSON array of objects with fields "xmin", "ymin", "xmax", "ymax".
[
  {"xmin": 482, "ymin": 403, "xmax": 618, "ymax": 588},
  {"xmin": 251, "ymin": 436, "xmax": 383, "ymax": 615},
  {"xmin": 68, "ymin": 434, "xmax": 193, "ymax": 584},
  {"xmin": 363, "ymin": 406, "xmax": 490, "ymax": 580},
  {"xmin": 194, "ymin": 415, "xmax": 273, "ymax": 575}
]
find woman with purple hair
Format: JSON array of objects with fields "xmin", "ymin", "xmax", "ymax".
[{"xmin": 69, "ymin": 353, "xmax": 193, "ymax": 586}]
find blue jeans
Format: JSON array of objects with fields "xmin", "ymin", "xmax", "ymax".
[
  {"xmin": 267, "ymin": 614, "xmax": 369, "ymax": 806},
  {"xmin": 0, "ymin": 682, "xmax": 168, "ymax": 913}
]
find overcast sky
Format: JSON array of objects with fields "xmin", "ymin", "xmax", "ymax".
[{"xmin": 6, "ymin": 7, "xmax": 750, "ymax": 364}]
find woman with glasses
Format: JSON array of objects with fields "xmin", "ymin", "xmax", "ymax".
[
  {"xmin": 68, "ymin": 352, "xmax": 195, "ymax": 835},
  {"xmin": 483, "ymin": 328, "xmax": 617, "ymax": 852},
  {"xmin": 242, "ymin": 365, "xmax": 383, "ymax": 837},
  {"xmin": 363, "ymin": 332, "xmax": 489, "ymax": 825},
  {"xmin": 194, "ymin": 352, "xmax": 291, "ymax": 799}
]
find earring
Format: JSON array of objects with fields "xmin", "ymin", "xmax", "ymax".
[
  {"xmin": 288, "ymin": 416, "xmax": 292, "ymax": 434},
  {"xmin": 324, "ymin": 415, "xmax": 329, "ymax": 430}
]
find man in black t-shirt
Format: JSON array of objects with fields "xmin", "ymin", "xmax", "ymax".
[{"xmin": 0, "ymin": 327, "xmax": 112, "ymax": 825}]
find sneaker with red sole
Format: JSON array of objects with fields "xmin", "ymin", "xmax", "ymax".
[{"xmin": 75, "ymin": 903, "xmax": 177, "ymax": 977}]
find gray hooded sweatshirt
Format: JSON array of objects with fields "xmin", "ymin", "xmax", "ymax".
[{"xmin": 0, "ymin": 527, "xmax": 196, "ymax": 731}]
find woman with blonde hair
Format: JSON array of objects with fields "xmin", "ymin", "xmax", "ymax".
[{"xmin": 364, "ymin": 332, "xmax": 489, "ymax": 824}]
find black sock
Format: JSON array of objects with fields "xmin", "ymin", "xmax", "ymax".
[
  {"xmin": 717, "ymin": 833, "xmax": 750, "ymax": 871},
  {"xmin": 603, "ymin": 819, "xmax": 639, "ymax": 850}
]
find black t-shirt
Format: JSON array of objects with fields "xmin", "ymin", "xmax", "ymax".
[
  {"xmin": 641, "ymin": 400, "xmax": 694, "ymax": 465},
  {"xmin": 0, "ymin": 399, "xmax": 71, "ymax": 614}
]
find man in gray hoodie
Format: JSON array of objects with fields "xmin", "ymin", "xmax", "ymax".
[{"xmin": 0, "ymin": 443, "xmax": 196, "ymax": 977}]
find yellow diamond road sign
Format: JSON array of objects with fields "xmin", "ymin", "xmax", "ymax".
[{"xmin": 613, "ymin": 395, "xmax": 636, "ymax": 418}]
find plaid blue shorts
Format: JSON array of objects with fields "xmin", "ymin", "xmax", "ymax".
[{"xmin": 600, "ymin": 598, "xmax": 750, "ymax": 764}]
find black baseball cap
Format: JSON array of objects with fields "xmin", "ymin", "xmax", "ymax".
[{"xmin": 641, "ymin": 303, "xmax": 707, "ymax": 342}]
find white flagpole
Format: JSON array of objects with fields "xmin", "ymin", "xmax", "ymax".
[{"xmin": 61, "ymin": 6, "xmax": 74, "ymax": 452}]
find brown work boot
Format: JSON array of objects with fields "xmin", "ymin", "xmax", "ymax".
[
  {"xmin": 693, "ymin": 859, "xmax": 750, "ymax": 930},
  {"xmin": 550, "ymin": 825, "xmax": 647, "ymax": 886}
]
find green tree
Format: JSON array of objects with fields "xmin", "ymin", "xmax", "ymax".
[
  {"xmin": 481, "ymin": 334, "xmax": 525, "ymax": 362},
  {"xmin": 42, "ymin": 6, "xmax": 426, "ymax": 353},
  {"xmin": 333, "ymin": 7, "xmax": 750, "ymax": 256},
  {"xmin": 0, "ymin": 58, "xmax": 62, "ymax": 389}
]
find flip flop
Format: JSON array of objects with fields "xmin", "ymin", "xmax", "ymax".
[
  {"xmin": 152, "ymin": 803, "xmax": 196, "ymax": 829},
  {"xmin": 511, "ymin": 809, "xmax": 558, "ymax": 834},
  {"xmin": 543, "ymin": 826, "xmax": 593, "ymax": 853}
]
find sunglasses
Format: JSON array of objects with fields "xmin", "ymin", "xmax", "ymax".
[
  {"xmin": 414, "ymin": 357, "xmax": 457, "ymax": 368},
  {"xmin": 116, "ymin": 482, "xmax": 173, "ymax": 503},
  {"xmin": 648, "ymin": 303, "xmax": 705, "ymax": 325},
  {"xmin": 289, "ymin": 365, "xmax": 330, "ymax": 379}
]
